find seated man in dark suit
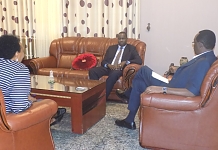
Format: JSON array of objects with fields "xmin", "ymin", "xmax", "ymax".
[
  {"xmin": 89, "ymin": 31, "xmax": 142, "ymax": 99},
  {"xmin": 115, "ymin": 29, "xmax": 217, "ymax": 130}
]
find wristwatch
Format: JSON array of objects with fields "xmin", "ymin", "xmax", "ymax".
[{"xmin": 162, "ymin": 87, "xmax": 167, "ymax": 94}]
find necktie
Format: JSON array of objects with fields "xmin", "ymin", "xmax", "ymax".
[{"xmin": 113, "ymin": 47, "xmax": 122, "ymax": 66}]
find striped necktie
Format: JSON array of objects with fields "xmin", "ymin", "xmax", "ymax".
[{"xmin": 113, "ymin": 47, "xmax": 123, "ymax": 66}]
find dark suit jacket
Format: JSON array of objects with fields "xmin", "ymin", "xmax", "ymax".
[
  {"xmin": 168, "ymin": 51, "xmax": 217, "ymax": 96},
  {"xmin": 101, "ymin": 44, "xmax": 142, "ymax": 67}
]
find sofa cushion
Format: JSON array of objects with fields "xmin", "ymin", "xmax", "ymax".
[
  {"xmin": 37, "ymin": 68, "xmax": 66, "ymax": 77},
  {"xmin": 72, "ymin": 53, "xmax": 97, "ymax": 70},
  {"xmin": 59, "ymin": 55, "xmax": 77, "ymax": 69}
]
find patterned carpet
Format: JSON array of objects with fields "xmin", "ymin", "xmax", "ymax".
[{"xmin": 51, "ymin": 102, "xmax": 147, "ymax": 150}]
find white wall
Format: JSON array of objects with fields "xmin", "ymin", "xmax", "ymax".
[{"xmin": 140, "ymin": 0, "xmax": 218, "ymax": 74}]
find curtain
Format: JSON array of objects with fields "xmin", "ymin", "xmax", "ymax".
[
  {"xmin": 1, "ymin": 0, "xmax": 140, "ymax": 58},
  {"xmin": 34, "ymin": 0, "xmax": 62, "ymax": 57},
  {"xmin": 61, "ymin": 0, "xmax": 140, "ymax": 38},
  {"xmin": 0, "ymin": 0, "xmax": 36, "ymax": 59}
]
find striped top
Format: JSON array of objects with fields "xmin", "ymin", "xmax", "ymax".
[{"xmin": 0, "ymin": 58, "xmax": 32, "ymax": 113}]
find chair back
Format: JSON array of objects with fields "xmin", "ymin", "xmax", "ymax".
[
  {"xmin": 0, "ymin": 89, "xmax": 57, "ymax": 150},
  {"xmin": 0, "ymin": 90, "xmax": 11, "ymax": 131},
  {"xmin": 200, "ymin": 59, "xmax": 218, "ymax": 106},
  {"xmin": 0, "ymin": 90, "xmax": 13, "ymax": 150}
]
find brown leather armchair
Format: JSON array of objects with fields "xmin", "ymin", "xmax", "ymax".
[
  {"xmin": 0, "ymin": 90, "xmax": 58, "ymax": 150},
  {"xmin": 139, "ymin": 59, "xmax": 218, "ymax": 150}
]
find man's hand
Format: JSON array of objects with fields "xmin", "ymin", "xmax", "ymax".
[
  {"xmin": 108, "ymin": 61, "xmax": 126, "ymax": 70},
  {"xmin": 144, "ymin": 86, "xmax": 162, "ymax": 94},
  {"xmin": 108, "ymin": 64, "xmax": 117, "ymax": 70},
  {"xmin": 144, "ymin": 86, "xmax": 195, "ymax": 97},
  {"xmin": 117, "ymin": 61, "xmax": 127, "ymax": 70},
  {"xmin": 28, "ymin": 95, "xmax": 37, "ymax": 102}
]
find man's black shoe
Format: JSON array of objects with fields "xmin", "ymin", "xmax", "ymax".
[
  {"xmin": 115, "ymin": 119, "xmax": 136, "ymax": 130},
  {"xmin": 116, "ymin": 89, "xmax": 129, "ymax": 103},
  {"xmin": 54, "ymin": 108, "xmax": 66, "ymax": 119},
  {"xmin": 50, "ymin": 108, "xmax": 66, "ymax": 126}
]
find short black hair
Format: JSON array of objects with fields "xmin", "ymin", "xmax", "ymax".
[
  {"xmin": 0, "ymin": 34, "xmax": 21, "ymax": 59},
  {"xmin": 118, "ymin": 31, "xmax": 127, "ymax": 38},
  {"xmin": 196, "ymin": 30, "xmax": 216, "ymax": 49}
]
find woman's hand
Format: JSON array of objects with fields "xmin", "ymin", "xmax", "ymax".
[{"xmin": 28, "ymin": 95, "xmax": 37, "ymax": 102}]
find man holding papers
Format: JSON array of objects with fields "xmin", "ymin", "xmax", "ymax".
[{"xmin": 115, "ymin": 29, "xmax": 217, "ymax": 130}]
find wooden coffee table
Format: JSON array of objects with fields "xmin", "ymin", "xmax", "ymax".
[{"xmin": 30, "ymin": 75, "xmax": 106, "ymax": 134}]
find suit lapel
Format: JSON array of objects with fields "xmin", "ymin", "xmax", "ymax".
[
  {"xmin": 111, "ymin": 45, "xmax": 119, "ymax": 56},
  {"xmin": 121, "ymin": 44, "xmax": 129, "ymax": 60}
]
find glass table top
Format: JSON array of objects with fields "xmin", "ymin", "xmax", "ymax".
[{"xmin": 31, "ymin": 75, "xmax": 104, "ymax": 93}]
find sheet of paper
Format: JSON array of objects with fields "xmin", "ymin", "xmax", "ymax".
[{"xmin": 152, "ymin": 71, "xmax": 169, "ymax": 84}]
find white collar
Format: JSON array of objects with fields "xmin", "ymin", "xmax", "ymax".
[{"xmin": 193, "ymin": 51, "xmax": 211, "ymax": 59}]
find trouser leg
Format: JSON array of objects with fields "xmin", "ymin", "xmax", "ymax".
[
  {"xmin": 123, "ymin": 87, "xmax": 132, "ymax": 98},
  {"xmin": 88, "ymin": 67, "xmax": 108, "ymax": 80},
  {"xmin": 106, "ymin": 70, "xmax": 123, "ymax": 98},
  {"xmin": 126, "ymin": 66, "xmax": 165, "ymax": 122}
]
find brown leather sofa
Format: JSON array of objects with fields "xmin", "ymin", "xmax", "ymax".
[
  {"xmin": 30, "ymin": 37, "xmax": 146, "ymax": 101},
  {"xmin": 0, "ymin": 90, "xmax": 58, "ymax": 150},
  {"xmin": 139, "ymin": 59, "xmax": 218, "ymax": 150}
]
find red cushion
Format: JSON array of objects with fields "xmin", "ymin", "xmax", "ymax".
[{"xmin": 72, "ymin": 53, "xmax": 97, "ymax": 70}]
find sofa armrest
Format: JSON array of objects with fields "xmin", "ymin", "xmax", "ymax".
[
  {"xmin": 140, "ymin": 92, "xmax": 202, "ymax": 111},
  {"xmin": 29, "ymin": 56, "xmax": 57, "ymax": 74},
  {"xmin": 5, "ymin": 99, "xmax": 57, "ymax": 131},
  {"xmin": 122, "ymin": 64, "xmax": 142, "ymax": 89}
]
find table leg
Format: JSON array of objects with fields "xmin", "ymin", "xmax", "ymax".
[{"xmin": 71, "ymin": 96, "xmax": 83, "ymax": 134}]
